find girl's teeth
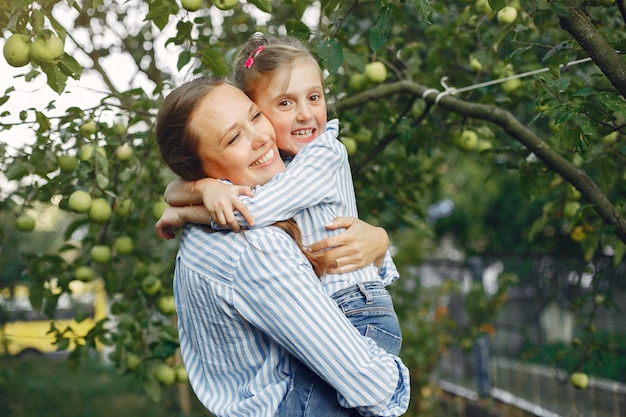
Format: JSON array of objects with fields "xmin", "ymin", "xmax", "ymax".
[{"xmin": 293, "ymin": 129, "xmax": 313, "ymax": 138}]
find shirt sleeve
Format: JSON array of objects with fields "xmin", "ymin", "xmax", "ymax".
[
  {"xmin": 380, "ymin": 250, "xmax": 400, "ymax": 286},
  {"xmin": 234, "ymin": 120, "xmax": 345, "ymax": 227},
  {"xmin": 233, "ymin": 231, "xmax": 410, "ymax": 416}
]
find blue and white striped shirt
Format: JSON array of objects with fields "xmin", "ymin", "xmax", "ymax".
[
  {"xmin": 176, "ymin": 223, "xmax": 410, "ymax": 416},
  {"xmin": 234, "ymin": 119, "xmax": 399, "ymax": 295}
]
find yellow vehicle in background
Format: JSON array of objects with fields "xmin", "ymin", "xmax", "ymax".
[{"xmin": 0, "ymin": 280, "xmax": 107, "ymax": 357}]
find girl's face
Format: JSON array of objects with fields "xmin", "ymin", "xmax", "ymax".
[
  {"xmin": 250, "ymin": 57, "xmax": 327, "ymax": 157},
  {"xmin": 190, "ymin": 83, "xmax": 285, "ymax": 188}
]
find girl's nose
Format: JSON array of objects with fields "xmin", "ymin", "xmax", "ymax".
[{"xmin": 296, "ymin": 104, "xmax": 313, "ymax": 121}]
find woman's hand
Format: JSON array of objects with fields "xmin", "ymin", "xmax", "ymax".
[{"xmin": 308, "ymin": 217, "xmax": 389, "ymax": 274}]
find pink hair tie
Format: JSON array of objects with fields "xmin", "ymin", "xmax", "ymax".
[{"xmin": 244, "ymin": 45, "xmax": 265, "ymax": 68}]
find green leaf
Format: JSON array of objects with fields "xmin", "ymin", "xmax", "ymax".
[
  {"xmin": 177, "ymin": 50, "xmax": 192, "ymax": 70},
  {"xmin": 5, "ymin": 161, "xmax": 30, "ymax": 180},
  {"xmin": 42, "ymin": 65, "xmax": 68, "ymax": 94},
  {"xmin": 58, "ymin": 54, "xmax": 83, "ymax": 80},
  {"xmin": 199, "ymin": 48, "xmax": 230, "ymax": 76},
  {"xmin": 315, "ymin": 38, "xmax": 343, "ymax": 74},
  {"xmin": 247, "ymin": 0, "xmax": 272, "ymax": 13},
  {"xmin": 285, "ymin": 19, "xmax": 311, "ymax": 41},
  {"xmin": 145, "ymin": 0, "xmax": 179, "ymax": 30},
  {"xmin": 369, "ymin": 5, "xmax": 393, "ymax": 52},
  {"xmin": 407, "ymin": 0, "xmax": 434, "ymax": 21},
  {"xmin": 29, "ymin": 283, "xmax": 44, "ymax": 312}
]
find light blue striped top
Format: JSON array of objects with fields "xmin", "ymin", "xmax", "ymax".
[
  {"xmin": 233, "ymin": 119, "xmax": 399, "ymax": 295},
  {"xmin": 175, "ymin": 222, "xmax": 410, "ymax": 416}
]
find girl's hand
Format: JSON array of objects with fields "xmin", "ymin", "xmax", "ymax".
[
  {"xmin": 199, "ymin": 181, "xmax": 255, "ymax": 232},
  {"xmin": 308, "ymin": 217, "xmax": 389, "ymax": 274}
]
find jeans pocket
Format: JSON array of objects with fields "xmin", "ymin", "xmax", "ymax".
[{"xmin": 365, "ymin": 324, "xmax": 402, "ymax": 356}]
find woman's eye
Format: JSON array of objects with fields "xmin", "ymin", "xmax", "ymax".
[
  {"xmin": 227, "ymin": 133, "xmax": 240, "ymax": 145},
  {"xmin": 252, "ymin": 111, "xmax": 262, "ymax": 120}
]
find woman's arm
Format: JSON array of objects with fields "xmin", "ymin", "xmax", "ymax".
[
  {"xmin": 237, "ymin": 232, "xmax": 410, "ymax": 415},
  {"xmin": 155, "ymin": 205, "xmax": 211, "ymax": 239},
  {"xmin": 308, "ymin": 217, "xmax": 389, "ymax": 273}
]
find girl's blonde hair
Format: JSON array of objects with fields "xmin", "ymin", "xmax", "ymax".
[{"xmin": 231, "ymin": 33, "xmax": 323, "ymax": 97}]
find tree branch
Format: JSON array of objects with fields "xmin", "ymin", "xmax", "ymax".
[
  {"xmin": 336, "ymin": 80, "xmax": 626, "ymax": 244},
  {"xmin": 558, "ymin": 2, "xmax": 626, "ymax": 97}
]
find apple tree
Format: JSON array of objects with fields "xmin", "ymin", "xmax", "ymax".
[{"xmin": 1, "ymin": 0, "xmax": 626, "ymax": 409}]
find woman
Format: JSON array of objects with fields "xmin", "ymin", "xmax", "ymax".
[{"xmin": 156, "ymin": 76, "xmax": 409, "ymax": 417}]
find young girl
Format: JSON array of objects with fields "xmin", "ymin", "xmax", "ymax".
[{"xmin": 159, "ymin": 34, "xmax": 403, "ymax": 354}]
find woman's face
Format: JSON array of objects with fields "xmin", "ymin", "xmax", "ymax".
[{"xmin": 190, "ymin": 84, "xmax": 285, "ymax": 188}]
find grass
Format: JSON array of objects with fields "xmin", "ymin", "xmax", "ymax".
[{"xmin": 0, "ymin": 354, "xmax": 213, "ymax": 417}]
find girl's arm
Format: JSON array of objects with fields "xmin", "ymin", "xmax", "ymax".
[
  {"xmin": 155, "ymin": 205, "xmax": 211, "ymax": 240},
  {"xmin": 163, "ymin": 177, "xmax": 255, "ymax": 231},
  {"xmin": 230, "ymin": 124, "xmax": 345, "ymax": 227}
]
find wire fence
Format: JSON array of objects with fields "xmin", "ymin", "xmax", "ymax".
[{"xmin": 412, "ymin": 255, "xmax": 626, "ymax": 417}]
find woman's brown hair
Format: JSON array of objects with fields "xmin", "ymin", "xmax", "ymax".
[{"xmin": 155, "ymin": 76, "xmax": 335, "ymax": 277}]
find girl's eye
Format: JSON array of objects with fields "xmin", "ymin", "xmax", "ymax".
[
  {"xmin": 310, "ymin": 94, "xmax": 320, "ymax": 102},
  {"xmin": 278, "ymin": 100, "xmax": 290, "ymax": 107},
  {"xmin": 252, "ymin": 111, "xmax": 262, "ymax": 121}
]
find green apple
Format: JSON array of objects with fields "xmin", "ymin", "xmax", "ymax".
[
  {"xmin": 364, "ymin": 61, "xmax": 387, "ymax": 84},
  {"xmin": 75, "ymin": 266, "xmax": 96, "ymax": 282},
  {"xmin": 348, "ymin": 73, "xmax": 367, "ymax": 91},
  {"xmin": 501, "ymin": 78, "xmax": 522, "ymax": 93},
  {"xmin": 469, "ymin": 56, "xmax": 483, "ymax": 72},
  {"xmin": 152, "ymin": 199, "xmax": 169, "ymax": 220},
  {"xmin": 460, "ymin": 337, "xmax": 473, "ymax": 352},
  {"xmin": 154, "ymin": 364, "xmax": 176, "ymax": 386},
  {"xmin": 126, "ymin": 353, "xmax": 141, "ymax": 371},
  {"xmin": 341, "ymin": 137, "xmax": 358, "ymax": 155},
  {"xmin": 142, "ymin": 275, "xmax": 162, "ymax": 296},
  {"xmin": 57, "ymin": 154, "xmax": 78, "ymax": 173},
  {"xmin": 456, "ymin": 129, "xmax": 478, "ymax": 151},
  {"xmin": 354, "ymin": 126, "xmax": 373, "ymax": 143},
  {"xmin": 91, "ymin": 245, "xmax": 112, "ymax": 264},
  {"xmin": 157, "ymin": 295, "xmax": 176, "ymax": 315},
  {"xmin": 182, "ymin": 0, "xmax": 203, "ymax": 11},
  {"xmin": 30, "ymin": 34, "xmax": 64, "ymax": 67},
  {"xmin": 594, "ymin": 294, "xmax": 605, "ymax": 305},
  {"xmin": 79, "ymin": 144, "xmax": 106, "ymax": 162},
  {"xmin": 115, "ymin": 145, "xmax": 133, "ymax": 161},
  {"xmin": 3, "ymin": 34, "xmax": 31, "ymax": 67},
  {"xmin": 114, "ymin": 235, "xmax": 134, "ymax": 255},
  {"xmin": 68, "ymin": 190, "xmax": 93, "ymax": 213},
  {"xmin": 570, "ymin": 372, "xmax": 589, "ymax": 390},
  {"xmin": 80, "ymin": 120, "xmax": 97, "ymax": 136},
  {"xmin": 114, "ymin": 198, "xmax": 133, "ymax": 217},
  {"xmin": 476, "ymin": 139, "xmax": 493, "ymax": 152},
  {"xmin": 214, "ymin": 0, "xmax": 237, "ymax": 10},
  {"xmin": 88, "ymin": 198, "xmax": 112, "ymax": 223},
  {"xmin": 566, "ymin": 185, "xmax": 581, "ymax": 200},
  {"xmin": 563, "ymin": 200, "xmax": 581, "ymax": 219},
  {"xmin": 475, "ymin": 0, "xmax": 492, "ymax": 13},
  {"xmin": 497, "ymin": 6, "xmax": 518, "ymax": 24},
  {"xmin": 601, "ymin": 131, "xmax": 618, "ymax": 144},
  {"xmin": 112, "ymin": 122, "xmax": 127, "ymax": 135},
  {"xmin": 174, "ymin": 364, "xmax": 188, "ymax": 383},
  {"xmin": 16, "ymin": 214, "xmax": 36, "ymax": 232}
]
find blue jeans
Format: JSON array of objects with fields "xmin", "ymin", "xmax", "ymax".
[{"xmin": 279, "ymin": 282, "xmax": 402, "ymax": 416}]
